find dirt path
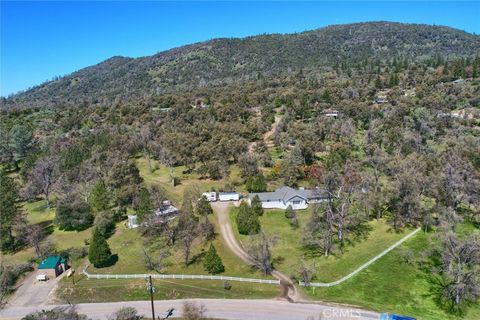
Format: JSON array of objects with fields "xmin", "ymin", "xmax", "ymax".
[
  {"xmin": 248, "ymin": 114, "xmax": 282, "ymax": 154},
  {"xmin": 6, "ymin": 270, "xmax": 63, "ymax": 308},
  {"xmin": 212, "ymin": 202, "xmax": 303, "ymax": 302}
]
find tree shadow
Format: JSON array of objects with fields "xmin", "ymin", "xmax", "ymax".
[
  {"xmin": 97, "ymin": 254, "xmax": 119, "ymax": 268},
  {"xmin": 187, "ymin": 251, "xmax": 206, "ymax": 266},
  {"xmin": 272, "ymin": 256, "xmax": 285, "ymax": 268}
]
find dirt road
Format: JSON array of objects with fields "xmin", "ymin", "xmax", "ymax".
[
  {"xmin": 212, "ymin": 201, "xmax": 302, "ymax": 302},
  {"xmin": 5, "ymin": 270, "xmax": 63, "ymax": 308},
  {"xmin": 248, "ymin": 114, "xmax": 282, "ymax": 154}
]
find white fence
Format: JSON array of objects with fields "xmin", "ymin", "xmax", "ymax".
[
  {"xmin": 300, "ymin": 228, "xmax": 421, "ymax": 287},
  {"xmin": 82, "ymin": 265, "xmax": 279, "ymax": 285}
]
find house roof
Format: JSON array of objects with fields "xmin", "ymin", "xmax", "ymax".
[
  {"xmin": 249, "ymin": 186, "xmax": 328, "ymax": 203},
  {"xmin": 38, "ymin": 255, "xmax": 65, "ymax": 269}
]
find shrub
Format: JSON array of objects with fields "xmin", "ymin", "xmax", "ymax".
[{"xmin": 55, "ymin": 197, "xmax": 93, "ymax": 231}]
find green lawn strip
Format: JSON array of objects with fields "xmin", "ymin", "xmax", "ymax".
[
  {"xmin": 22, "ymin": 199, "xmax": 55, "ymax": 225},
  {"xmin": 56, "ymin": 278, "xmax": 279, "ymax": 303},
  {"xmin": 230, "ymin": 207, "xmax": 411, "ymax": 282},
  {"xmin": 302, "ymin": 232, "xmax": 480, "ymax": 320}
]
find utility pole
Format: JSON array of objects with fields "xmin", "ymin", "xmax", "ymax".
[{"xmin": 148, "ymin": 275, "xmax": 155, "ymax": 320}]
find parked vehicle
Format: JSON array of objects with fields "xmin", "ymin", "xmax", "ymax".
[
  {"xmin": 202, "ymin": 192, "xmax": 217, "ymax": 202},
  {"xmin": 380, "ymin": 313, "xmax": 416, "ymax": 320},
  {"xmin": 36, "ymin": 274, "xmax": 48, "ymax": 281}
]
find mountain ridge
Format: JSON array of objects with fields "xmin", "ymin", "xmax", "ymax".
[{"xmin": 3, "ymin": 21, "xmax": 480, "ymax": 109}]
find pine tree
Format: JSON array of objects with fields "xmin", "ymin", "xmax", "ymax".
[
  {"xmin": 136, "ymin": 187, "xmax": 152, "ymax": 220},
  {"xmin": 203, "ymin": 244, "xmax": 225, "ymax": 274},
  {"xmin": 196, "ymin": 195, "xmax": 213, "ymax": 220},
  {"xmin": 253, "ymin": 174, "xmax": 267, "ymax": 192},
  {"xmin": 251, "ymin": 195, "xmax": 264, "ymax": 217},
  {"xmin": 0, "ymin": 170, "xmax": 18, "ymax": 252},
  {"xmin": 88, "ymin": 227, "xmax": 112, "ymax": 267},
  {"xmin": 89, "ymin": 179, "xmax": 110, "ymax": 212},
  {"xmin": 236, "ymin": 202, "xmax": 260, "ymax": 235}
]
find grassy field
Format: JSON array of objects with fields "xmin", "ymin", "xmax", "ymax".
[
  {"xmin": 303, "ymin": 231, "xmax": 480, "ymax": 320},
  {"xmin": 1, "ymin": 199, "xmax": 92, "ymax": 266},
  {"xmin": 136, "ymin": 157, "xmax": 245, "ymax": 204},
  {"xmin": 230, "ymin": 207, "xmax": 411, "ymax": 282},
  {"xmin": 56, "ymin": 277, "xmax": 279, "ymax": 303},
  {"xmin": 88, "ymin": 218, "xmax": 271, "ymax": 280}
]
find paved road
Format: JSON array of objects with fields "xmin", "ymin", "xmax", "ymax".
[
  {"xmin": 212, "ymin": 201, "xmax": 302, "ymax": 302},
  {"xmin": 5, "ymin": 269, "xmax": 62, "ymax": 307},
  {"xmin": 0, "ymin": 298, "xmax": 380, "ymax": 320}
]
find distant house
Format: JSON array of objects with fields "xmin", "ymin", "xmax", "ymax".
[
  {"xmin": 127, "ymin": 215, "xmax": 139, "ymax": 229},
  {"xmin": 322, "ymin": 108, "xmax": 340, "ymax": 118},
  {"xmin": 375, "ymin": 95, "xmax": 388, "ymax": 104},
  {"xmin": 218, "ymin": 192, "xmax": 240, "ymax": 201},
  {"xmin": 192, "ymin": 99, "xmax": 210, "ymax": 109},
  {"xmin": 248, "ymin": 186, "xmax": 329, "ymax": 210},
  {"xmin": 38, "ymin": 255, "xmax": 69, "ymax": 279},
  {"xmin": 202, "ymin": 192, "xmax": 217, "ymax": 202}
]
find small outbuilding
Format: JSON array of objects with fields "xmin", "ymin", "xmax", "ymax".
[
  {"xmin": 127, "ymin": 214, "xmax": 139, "ymax": 229},
  {"xmin": 38, "ymin": 255, "xmax": 68, "ymax": 279}
]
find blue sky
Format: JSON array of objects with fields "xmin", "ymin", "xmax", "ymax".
[{"xmin": 1, "ymin": 1, "xmax": 479, "ymax": 96}]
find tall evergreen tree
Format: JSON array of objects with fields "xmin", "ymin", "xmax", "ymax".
[
  {"xmin": 89, "ymin": 179, "xmax": 110, "ymax": 212},
  {"xmin": 251, "ymin": 195, "xmax": 264, "ymax": 217},
  {"xmin": 196, "ymin": 195, "xmax": 213, "ymax": 220},
  {"xmin": 203, "ymin": 244, "xmax": 225, "ymax": 274},
  {"xmin": 88, "ymin": 227, "xmax": 112, "ymax": 268},
  {"xmin": 0, "ymin": 170, "xmax": 18, "ymax": 252},
  {"xmin": 236, "ymin": 202, "xmax": 260, "ymax": 235},
  {"xmin": 136, "ymin": 187, "xmax": 152, "ymax": 220}
]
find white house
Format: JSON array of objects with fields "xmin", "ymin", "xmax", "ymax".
[
  {"xmin": 202, "ymin": 192, "xmax": 217, "ymax": 202},
  {"xmin": 248, "ymin": 186, "xmax": 329, "ymax": 210},
  {"xmin": 218, "ymin": 192, "xmax": 240, "ymax": 201}
]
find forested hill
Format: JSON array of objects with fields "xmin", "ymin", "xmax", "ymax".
[{"xmin": 3, "ymin": 21, "xmax": 480, "ymax": 109}]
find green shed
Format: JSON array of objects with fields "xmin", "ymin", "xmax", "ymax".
[{"xmin": 38, "ymin": 255, "xmax": 68, "ymax": 279}]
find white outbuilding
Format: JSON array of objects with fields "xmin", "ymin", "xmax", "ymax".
[{"xmin": 218, "ymin": 192, "xmax": 240, "ymax": 201}]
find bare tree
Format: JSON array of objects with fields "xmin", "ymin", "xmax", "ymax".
[
  {"xmin": 138, "ymin": 125, "xmax": 154, "ymax": 173},
  {"xmin": 142, "ymin": 247, "xmax": 170, "ymax": 273},
  {"xmin": 297, "ymin": 260, "xmax": 315, "ymax": 286},
  {"xmin": 246, "ymin": 231, "xmax": 277, "ymax": 275},
  {"xmin": 26, "ymin": 224, "xmax": 45, "ymax": 258},
  {"xmin": 439, "ymin": 232, "xmax": 480, "ymax": 307},
  {"xmin": 26, "ymin": 156, "xmax": 57, "ymax": 208},
  {"xmin": 177, "ymin": 211, "xmax": 199, "ymax": 266}
]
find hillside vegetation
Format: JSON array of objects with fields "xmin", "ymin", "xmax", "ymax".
[{"xmin": 2, "ymin": 22, "xmax": 480, "ymax": 109}]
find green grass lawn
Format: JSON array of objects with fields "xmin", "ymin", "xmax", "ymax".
[
  {"xmin": 89, "ymin": 217, "xmax": 272, "ymax": 280},
  {"xmin": 304, "ymin": 231, "xmax": 480, "ymax": 320},
  {"xmin": 230, "ymin": 207, "xmax": 411, "ymax": 282},
  {"xmin": 2, "ymin": 199, "xmax": 92, "ymax": 266},
  {"xmin": 56, "ymin": 277, "xmax": 279, "ymax": 303},
  {"xmin": 137, "ymin": 157, "xmax": 245, "ymax": 205}
]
